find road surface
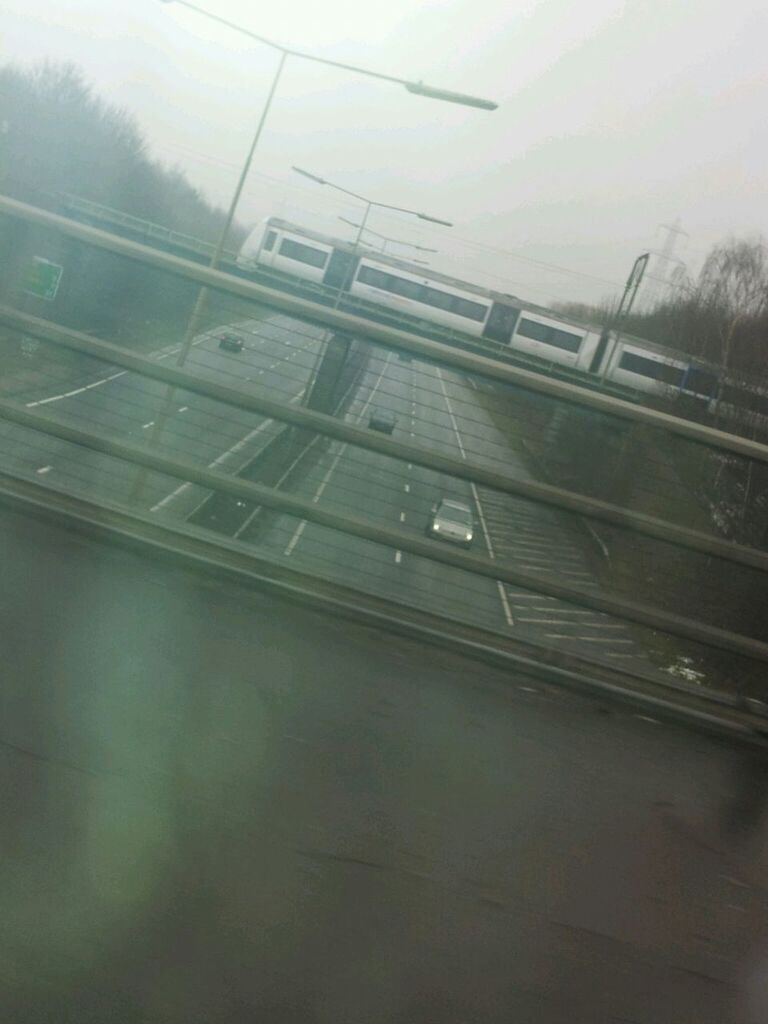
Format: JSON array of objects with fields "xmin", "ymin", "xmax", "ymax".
[
  {"xmin": 202, "ymin": 345, "xmax": 658, "ymax": 674},
  {"xmin": 0, "ymin": 314, "xmax": 325, "ymax": 512},
  {"xmin": 0, "ymin": 319, "xmax": 672, "ymax": 674}
]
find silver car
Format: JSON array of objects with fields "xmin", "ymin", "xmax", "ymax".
[{"xmin": 426, "ymin": 498, "xmax": 475, "ymax": 548}]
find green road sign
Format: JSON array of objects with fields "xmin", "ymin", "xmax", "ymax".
[{"xmin": 22, "ymin": 256, "xmax": 63, "ymax": 301}]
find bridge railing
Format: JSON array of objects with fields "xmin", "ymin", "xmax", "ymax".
[{"xmin": 2, "ymin": 192, "xmax": 768, "ymax": 730}]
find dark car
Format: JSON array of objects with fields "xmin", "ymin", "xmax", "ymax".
[
  {"xmin": 368, "ymin": 408, "xmax": 397, "ymax": 434},
  {"xmin": 218, "ymin": 332, "xmax": 244, "ymax": 353}
]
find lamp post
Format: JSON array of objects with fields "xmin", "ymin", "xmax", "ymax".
[
  {"xmin": 597, "ymin": 252, "xmax": 650, "ymax": 383},
  {"xmin": 135, "ymin": 0, "xmax": 495, "ymax": 503},
  {"xmin": 290, "ymin": 167, "xmax": 451, "ymax": 408},
  {"xmin": 158, "ymin": 0, "xmax": 497, "ymax": 366}
]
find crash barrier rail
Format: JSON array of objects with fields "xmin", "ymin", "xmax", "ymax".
[
  {"xmin": 2, "ymin": 192, "xmax": 768, "ymax": 716},
  {"xmin": 58, "ymin": 189, "xmax": 641, "ymax": 399},
  {"xmin": 56, "ymin": 192, "xmax": 239, "ymax": 262},
  {"xmin": 54, "ymin": 191, "xmax": 716, "ymax": 409}
]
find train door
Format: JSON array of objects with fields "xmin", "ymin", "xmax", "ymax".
[
  {"xmin": 588, "ymin": 330, "xmax": 612, "ymax": 373},
  {"xmin": 482, "ymin": 302, "xmax": 519, "ymax": 344},
  {"xmin": 323, "ymin": 249, "xmax": 359, "ymax": 291}
]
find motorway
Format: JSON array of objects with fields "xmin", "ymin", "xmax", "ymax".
[
  {"xmin": 0, "ymin": 313, "xmax": 326, "ymax": 513},
  {"xmin": 194, "ymin": 344, "xmax": 658, "ymax": 675},
  {"xmin": 1, "ymin": 503, "xmax": 767, "ymax": 1023},
  {"xmin": 1, "ymin": 314, "xmax": 663, "ymax": 674}
]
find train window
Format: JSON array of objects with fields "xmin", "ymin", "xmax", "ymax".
[
  {"xmin": 278, "ymin": 238, "xmax": 328, "ymax": 268},
  {"xmin": 263, "ymin": 230, "xmax": 277, "ymax": 252},
  {"xmin": 683, "ymin": 367, "xmax": 719, "ymax": 396},
  {"xmin": 619, "ymin": 351, "xmax": 685, "ymax": 385},
  {"xmin": 358, "ymin": 266, "xmax": 486, "ymax": 321},
  {"xmin": 357, "ymin": 265, "xmax": 395, "ymax": 290},
  {"xmin": 451, "ymin": 297, "xmax": 488, "ymax": 322},
  {"xmin": 391, "ymin": 277, "xmax": 423, "ymax": 301},
  {"xmin": 422, "ymin": 286, "xmax": 455, "ymax": 311},
  {"xmin": 516, "ymin": 318, "xmax": 582, "ymax": 352},
  {"xmin": 359, "ymin": 266, "xmax": 422, "ymax": 301}
]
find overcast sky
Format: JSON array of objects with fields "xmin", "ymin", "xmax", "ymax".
[{"xmin": 3, "ymin": 0, "xmax": 767, "ymax": 306}]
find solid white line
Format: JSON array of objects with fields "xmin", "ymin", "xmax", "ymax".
[
  {"xmin": 518, "ymin": 617, "xmax": 582, "ymax": 625},
  {"xmin": 233, "ymin": 367, "xmax": 363, "ymax": 541},
  {"xmin": 435, "ymin": 367, "xmax": 466, "ymax": 459},
  {"xmin": 435, "ymin": 366, "xmax": 513, "ymax": 627},
  {"xmin": 85, "ymin": 371, "xmax": 125, "ymax": 389},
  {"xmin": 281, "ymin": 356, "xmax": 391, "ymax": 557},
  {"xmin": 519, "ymin": 618, "xmax": 627, "ymax": 630},
  {"xmin": 529, "ymin": 607, "xmax": 598, "ymax": 615},
  {"xmin": 151, "ymin": 388, "xmax": 305, "ymax": 513},
  {"xmin": 545, "ymin": 635, "xmax": 634, "ymax": 644},
  {"xmin": 312, "ymin": 444, "xmax": 349, "ymax": 504},
  {"xmin": 284, "ymin": 520, "xmax": 308, "ymax": 556},
  {"xmin": 23, "ymin": 330, "xmax": 221, "ymax": 408}
]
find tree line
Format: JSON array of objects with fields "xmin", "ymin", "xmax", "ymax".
[
  {"xmin": 556, "ymin": 238, "xmax": 768, "ymax": 384},
  {"xmin": 0, "ymin": 60, "xmax": 247, "ymax": 343}
]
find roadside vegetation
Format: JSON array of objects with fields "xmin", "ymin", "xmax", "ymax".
[
  {"xmin": 0, "ymin": 60, "xmax": 249, "ymax": 353},
  {"xmin": 556, "ymin": 237, "xmax": 768, "ymax": 387}
]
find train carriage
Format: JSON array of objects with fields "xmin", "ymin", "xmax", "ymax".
[{"xmin": 237, "ymin": 216, "xmax": 720, "ymax": 402}]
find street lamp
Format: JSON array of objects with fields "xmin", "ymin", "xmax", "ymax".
[
  {"xmin": 158, "ymin": 0, "xmax": 497, "ymax": 366},
  {"xmin": 137, "ymin": 0, "xmax": 495, "ymax": 503},
  {"xmin": 290, "ymin": 167, "xmax": 451, "ymax": 407},
  {"xmin": 337, "ymin": 216, "xmax": 438, "ymax": 257}
]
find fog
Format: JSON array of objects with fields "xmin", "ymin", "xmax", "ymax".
[{"xmin": 3, "ymin": 0, "xmax": 767, "ymax": 305}]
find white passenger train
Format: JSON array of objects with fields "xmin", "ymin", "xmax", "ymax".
[{"xmin": 237, "ymin": 217, "xmax": 719, "ymax": 401}]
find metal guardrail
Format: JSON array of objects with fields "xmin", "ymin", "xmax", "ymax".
[
  {"xmin": 2, "ymin": 304, "xmax": 766, "ymax": 575},
  {"xmin": 45, "ymin": 193, "xmax": 709, "ymax": 408},
  {"xmin": 2, "ymin": 191, "xmax": 768, "ymax": 724},
  {"xmin": 246, "ymin": 263, "xmax": 646, "ymax": 400},
  {"xmin": 2, "ymin": 468, "xmax": 764, "ymax": 745},
  {"xmin": 57, "ymin": 192, "xmax": 239, "ymax": 262},
  {"xmin": 1, "ymin": 388, "xmax": 767, "ymax": 665},
  {"xmin": 4, "ymin": 193, "xmax": 767, "ymax": 464}
]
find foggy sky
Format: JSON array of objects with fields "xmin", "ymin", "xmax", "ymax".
[{"xmin": 2, "ymin": 0, "xmax": 767, "ymax": 307}]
